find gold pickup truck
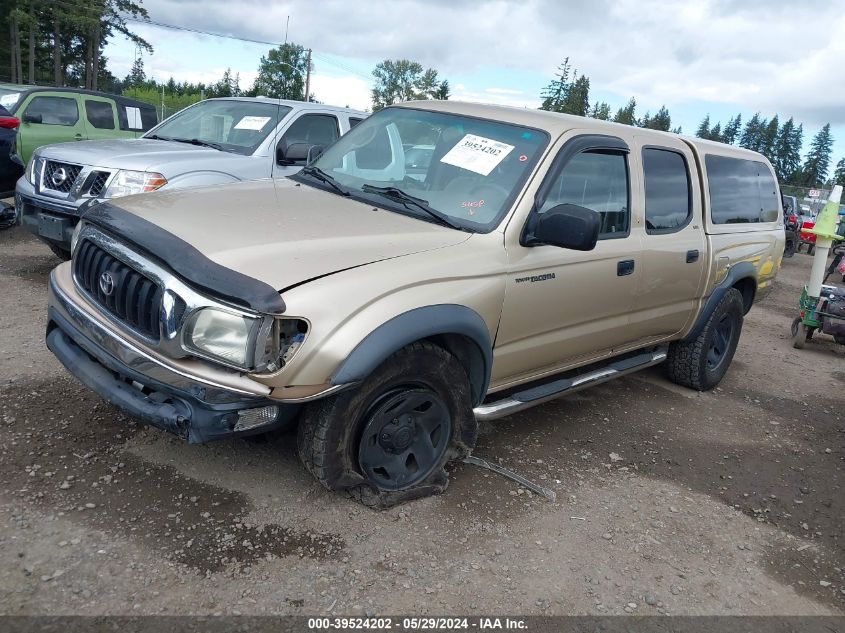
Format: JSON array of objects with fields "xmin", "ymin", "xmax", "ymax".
[{"xmin": 45, "ymin": 101, "xmax": 784, "ymax": 507}]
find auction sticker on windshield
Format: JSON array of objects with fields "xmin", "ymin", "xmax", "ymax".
[
  {"xmin": 234, "ymin": 116, "xmax": 272, "ymax": 131},
  {"xmin": 440, "ymin": 134, "xmax": 515, "ymax": 176}
]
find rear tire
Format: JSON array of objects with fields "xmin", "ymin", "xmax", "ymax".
[
  {"xmin": 783, "ymin": 239, "xmax": 796, "ymax": 258},
  {"xmin": 791, "ymin": 318, "xmax": 808, "ymax": 349},
  {"xmin": 296, "ymin": 342, "xmax": 477, "ymax": 509},
  {"xmin": 666, "ymin": 288, "xmax": 744, "ymax": 391}
]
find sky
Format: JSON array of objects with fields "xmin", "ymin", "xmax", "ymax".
[{"xmin": 104, "ymin": 0, "xmax": 845, "ymax": 175}]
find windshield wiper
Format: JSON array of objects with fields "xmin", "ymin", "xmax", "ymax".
[
  {"xmin": 300, "ymin": 165, "xmax": 350, "ymax": 196},
  {"xmin": 361, "ymin": 185, "xmax": 463, "ymax": 231},
  {"xmin": 145, "ymin": 134, "xmax": 173, "ymax": 141},
  {"xmin": 167, "ymin": 137, "xmax": 225, "ymax": 151}
]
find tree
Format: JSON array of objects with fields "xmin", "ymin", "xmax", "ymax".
[
  {"xmin": 800, "ymin": 123, "xmax": 834, "ymax": 186},
  {"xmin": 613, "ymin": 98, "xmax": 637, "ymax": 126},
  {"xmin": 540, "ymin": 58, "xmax": 572, "ymax": 112},
  {"xmin": 589, "ymin": 101, "xmax": 610, "ymax": 120},
  {"xmin": 560, "ymin": 74, "xmax": 589, "ymax": 116},
  {"xmin": 832, "ymin": 158, "xmax": 845, "ymax": 188},
  {"xmin": 739, "ymin": 113, "xmax": 763, "ymax": 151},
  {"xmin": 642, "ymin": 105, "xmax": 671, "ymax": 131},
  {"xmin": 251, "ymin": 43, "xmax": 309, "ymax": 100},
  {"xmin": 370, "ymin": 59, "xmax": 448, "ymax": 111},
  {"xmin": 759, "ymin": 115, "xmax": 779, "ymax": 161},
  {"xmin": 125, "ymin": 55, "xmax": 145, "ymax": 86},
  {"xmin": 695, "ymin": 114, "xmax": 710, "ymax": 139},
  {"xmin": 721, "ymin": 114, "xmax": 742, "ymax": 144},
  {"xmin": 708, "ymin": 122, "xmax": 722, "ymax": 142},
  {"xmin": 772, "ymin": 117, "xmax": 801, "ymax": 182}
]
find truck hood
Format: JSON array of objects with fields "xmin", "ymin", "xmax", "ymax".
[
  {"xmin": 38, "ymin": 138, "xmax": 241, "ymax": 172},
  {"xmin": 109, "ymin": 178, "xmax": 471, "ymax": 291}
]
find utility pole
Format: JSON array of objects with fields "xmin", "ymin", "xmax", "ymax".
[{"xmin": 304, "ymin": 48, "xmax": 312, "ymax": 102}]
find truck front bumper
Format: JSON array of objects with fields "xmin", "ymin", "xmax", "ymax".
[
  {"xmin": 46, "ymin": 271, "xmax": 301, "ymax": 443},
  {"xmin": 16, "ymin": 178, "xmax": 81, "ymax": 251}
]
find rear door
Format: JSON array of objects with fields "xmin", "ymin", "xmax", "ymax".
[
  {"xmin": 82, "ymin": 95, "xmax": 118, "ymax": 142},
  {"xmin": 17, "ymin": 92, "xmax": 87, "ymax": 162},
  {"xmin": 629, "ymin": 136, "xmax": 707, "ymax": 341}
]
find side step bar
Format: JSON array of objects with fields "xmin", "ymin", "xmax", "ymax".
[{"xmin": 473, "ymin": 348, "xmax": 668, "ymax": 421}]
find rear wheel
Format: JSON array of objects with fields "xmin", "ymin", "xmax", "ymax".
[
  {"xmin": 666, "ymin": 288, "xmax": 744, "ymax": 391},
  {"xmin": 791, "ymin": 318, "xmax": 809, "ymax": 349},
  {"xmin": 783, "ymin": 239, "xmax": 796, "ymax": 258},
  {"xmin": 296, "ymin": 342, "xmax": 477, "ymax": 508}
]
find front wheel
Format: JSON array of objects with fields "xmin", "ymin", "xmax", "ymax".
[
  {"xmin": 296, "ymin": 342, "xmax": 477, "ymax": 508},
  {"xmin": 791, "ymin": 318, "xmax": 808, "ymax": 349},
  {"xmin": 666, "ymin": 288, "xmax": 744, "ymax": 391}
]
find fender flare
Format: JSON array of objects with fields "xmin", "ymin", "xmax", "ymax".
[
  {"xmin": 683, "ymin": 261, "xmax": 756, "ymax": 342},
  {"xmin": 331, "ymin": 304, "xmax": 493, "ymax": 406}
]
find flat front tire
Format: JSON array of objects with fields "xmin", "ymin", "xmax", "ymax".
[
  {"xmin": 666, "ymin": 288, "xmax": 744, "ymax": 391},
  {"xmin": 296, "ymin": 342, "xmax": 477, "ymax": 508}
]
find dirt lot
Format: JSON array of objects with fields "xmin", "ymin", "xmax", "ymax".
[{"xmin": 0, "ymin": 224, "xmax": 842, "ymax": 616}]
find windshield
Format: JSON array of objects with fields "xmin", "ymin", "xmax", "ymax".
[
  {"xmin": 302, "ymin": 107, "xmax": 549, "ymax": 232},
  {"xmin": 146, "ymin": 99, "xmax": 292, "ymax": 155}
]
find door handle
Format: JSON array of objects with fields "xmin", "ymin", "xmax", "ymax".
[
  {"xmin": 617, "ymin": 259, "xmax": 635, "ymax": 276},
  {"xmin": 686, "ymin": 249, "xmax": 700, "ymax": 263}
]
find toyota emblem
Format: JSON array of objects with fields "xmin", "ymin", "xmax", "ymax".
[
  {"xmin": 99, "ymin": 271, "xmax": 115, "ymax": 296},
  {"xmin": 50, "ymin": 167, "xmax": 68, "ymax": 187}
]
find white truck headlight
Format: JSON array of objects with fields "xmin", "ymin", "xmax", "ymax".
[
  {"xmin": 184, "ymin": 308, "xmax": 261, "ymax": 368},
  {"xmin": 25, "ymin": 154, "xmax": 42, "ymax": 184},
  {"xmin": 104, "ymin": 170, "xmax": 167, "ymax": 198}
]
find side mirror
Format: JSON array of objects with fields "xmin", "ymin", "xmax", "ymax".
[
  {"xmin": 528, "ymin": 203, "xmax": 600, "ymax": 251},
  {"xmin": 22, "ymin": 112, "xmax": 42, "ymax": 124},
  {"xmin": 277, "ymin": 141, "xmax": 319, "ymax": 166}
]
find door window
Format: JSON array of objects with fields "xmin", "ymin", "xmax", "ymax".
[
  {"xmin": 643, "ymin": 148, "xmax": 692, "ymax": 233},
  {"xmin": 282, "ymin": 114, "xmax": 340, "ymax": 148},
  {"xmin": 85, "ymin": 100, "xmax": 115, "ymax": 129},
  {"xmin": 349, "ymin": 117, "xmax": 364, "ymax": 128},
  {"xmin": 539, "ymin": 150, "xmax": 630, "ymax": 238},
  {"xmin": 24, "ymin": 96, "xmax": 79, "ymax": 126},
  {"xmin": 706, "ymin": 155, "xmax": 779, "ymax": 224}
]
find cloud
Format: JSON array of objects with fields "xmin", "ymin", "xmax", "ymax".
[{"xmin": 123, "ymin": 0, "xmax": 845, "ymax": 126}]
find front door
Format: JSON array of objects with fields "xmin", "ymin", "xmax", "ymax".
[
  {"xmin": 17, "ymin": 93, "xmax": 87, "ymax": 162},
  {"xmin": 494, "ymin": 134, "xmax": 642, "ymax": 387},
  {"xmin": 630, "ymin": 136, "xmax": 707, "ymax": 341},
  {"xmin": 273, "ymin": 112, "xmax": 340, "ymax": 177}
]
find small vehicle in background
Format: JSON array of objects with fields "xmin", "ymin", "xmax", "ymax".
[
  {"xmin": 1, "ymin": 87, "xmax": 157, "ymax": 164},
  {"xmin": 0, "ymin": 104, "xmax": 24, "ymax": 199},
  {"xmin": 781, "ymin": 194, "xmax": 800, "ymax": 257},
  {"xmin": 16, "ymin": 97, "xmax": 366, "ymax": 258}
]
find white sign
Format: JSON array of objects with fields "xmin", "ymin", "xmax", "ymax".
[
  {"xmin": 125, "ymin": 106, "xmax": 142, "ymax": 130},
  {"xmin": 809, "ymin": 189, "xmax": 821, "ymax": 198},
  {"xmin": 234, "ymin": 116, "xmax": 272, "ymax": 131},
  {"xmin": 439, "ymin": 133, "xmax": 515, "ymax": 176}
]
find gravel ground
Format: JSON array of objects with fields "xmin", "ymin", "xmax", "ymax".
[{"xmin": 0, "ymin": 223, "xmax": 843, "ymax": 616}]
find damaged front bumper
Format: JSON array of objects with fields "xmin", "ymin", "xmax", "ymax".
[{"xmin": 46, "ymin": 270, "xmax": 300, "ymax": 442}]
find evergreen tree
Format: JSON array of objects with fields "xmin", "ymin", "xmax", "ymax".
[
  {"xmin": 708, "ymin": 122, "xmax": 722, "ymax": 142},
  {"xmin": 760, "ymin": 115, "xmax": 779, "ymax": 162},
  {"xmin": 540, "ymin": 58, "xmax": 572, "ymax": 112},
  {"xmin": 739, "ymin": 113, "xmax": 763, "ymax": 151},
  {"xmin": 832, "ymin": 157, "xmax": 845, "ymax": 188},
  {"xmin": 125, "ymin": 55, "xmax": 145, "ymax": 86},
  {"xmin": 644, "ymin": 105, "xmax": 671, "ymax": 131},
  {"xmin": 772, "ymin": 117, "xmax": 801, "ymax": 182},
  {"xmin": 589, "ymin": 101, "xmax": 610, "ymax": 120},
  {"xmin": 560, "ymin": 74, "xmax": 590, "ymax": 116},
  {"xmin": 800, "ymin": 123, "xmax": 834, "ymax": 186},
  {"xmin": 695, "ymin": 114, "xmax": 710, "ymax": 139},
  {"xmin": 721, "ymin": 114, "xmax": 742, "ymax": 144},
  {"xmin": 612, "ymin": 97, "xmax": 637, "ymax": 126}
]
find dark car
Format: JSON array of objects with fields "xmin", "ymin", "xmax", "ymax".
[{"xmin": 0, "ymin": 104, "xmax": 24, "ymax": 198}]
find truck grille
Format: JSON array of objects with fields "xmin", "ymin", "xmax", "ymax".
[
  {"xmin": 73, "ymin": 240, "xmax": 162, "ymax": 340},
  {"xmin": 42, "ymin": 160, "xmax": 82, "ymax": 194},
  {"xmin": 86, "ymin": 171, "xmax": 110, "ymax": 197}
]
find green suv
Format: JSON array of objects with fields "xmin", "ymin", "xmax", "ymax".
[{"xmin": 0, "ymin": 86, "xmax": 157, "ymax": 163}]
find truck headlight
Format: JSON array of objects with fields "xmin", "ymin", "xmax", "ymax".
[
  {"xmin": 25, "ymin": 154, "xmax": 42, "ymax": 184},
  {"xmin": 184, "ymin": 308, "xmax": 261, "ymax": 369},
  {"xmin": 104, "ymin": 170, "xmax": 167, "ymax": 198}
]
